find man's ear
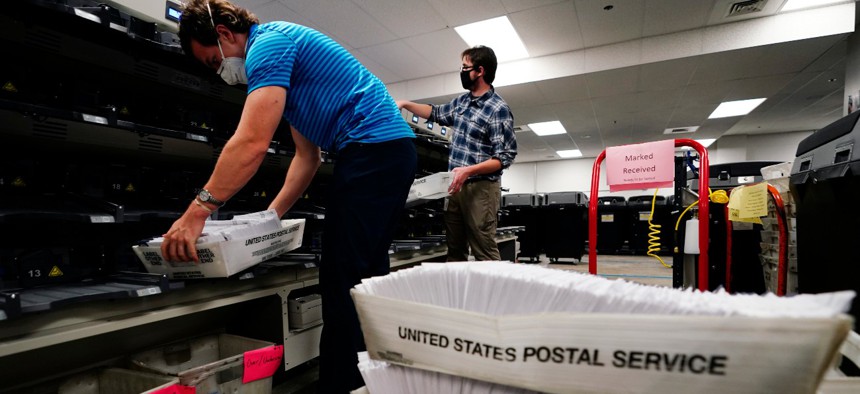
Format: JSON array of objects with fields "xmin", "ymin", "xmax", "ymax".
[{"xmin": 215, "ymin": 24, "xmax": 235, "ymax": 43}]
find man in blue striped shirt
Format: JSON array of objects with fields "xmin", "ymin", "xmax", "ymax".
[
  {"xmin": 398, "ymin": 46, "xmax": 517, "ymax": 262},
  {"xmin": 163, "ymin": 1, "xmax": 416, "ymax": 391}
]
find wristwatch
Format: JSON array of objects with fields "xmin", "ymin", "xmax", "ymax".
[{"xmin": 197, "ymin": 189, "xmax": 226, "ymax": 207}]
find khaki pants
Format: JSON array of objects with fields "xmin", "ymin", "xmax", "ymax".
[{"xmin": 445, "ymin": 179, "xmax": 501, "ymax": 261}]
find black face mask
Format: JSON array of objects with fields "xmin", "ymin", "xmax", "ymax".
[{"xmin": 460, "ymin": 69, "xmax": 477, "ymax": 90}]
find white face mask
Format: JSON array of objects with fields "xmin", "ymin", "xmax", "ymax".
[
  {"xmin": 215, "ymin": 40, "xmax": 247, "ymax": 85},
  {"xmin": 207, "ymin": 1, "xmax": 247, "ymax": 85}
]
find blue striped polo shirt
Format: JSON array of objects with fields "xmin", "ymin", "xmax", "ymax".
[{"xmin": 244, "ymin": 22, "xmax": 414, "ymax": 152}]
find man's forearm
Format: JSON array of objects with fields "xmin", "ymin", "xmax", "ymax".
[
  {"xmin": 399, "ymin": 101, "xmax": 432, "ymax": 119},
  {"xmin": 269, "ymin": 151, "xmax": 321, "ymax": 216},
  {"xmin": 202, "ymin": 134, "xmax": 269, "ymax": 203}
]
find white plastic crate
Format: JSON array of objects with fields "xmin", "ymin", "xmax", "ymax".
[
  {"xmin": 131, "ymin": 334, "xmax": 280, "ymax": 394},
  {"xmin": 57, "ymin": 368, "xmax": 179, "ymax": 394},
  {"xmin": 759, "ymin": 243, "xmax": 798, "ymax": 261},
  {"xmin": 760, "ymin": 230, "xmax": 796, "ymax": 245},
  {"xmin": 759, "ymin": 254, "xmax": 798, "ymax": 273}
]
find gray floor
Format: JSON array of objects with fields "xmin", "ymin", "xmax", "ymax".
[
  {"xmin": 271, "ymin": 254, "xmax": 672, "ymax": 393},
  {"xmin": 541, "ymin": 253, "xmax": 674, "ymax": 287}
]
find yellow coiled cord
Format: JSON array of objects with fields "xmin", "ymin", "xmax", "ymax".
[
  {"xmin": 647, "ymin": 188, "xmax": 729, "ymax": 269},
  {"xmin": 647, "ymin": 189, "xmax": 671, "ymax": 268}
]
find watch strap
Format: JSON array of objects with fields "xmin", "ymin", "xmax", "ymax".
[{"xmin": 200, "ymin": 188, "xmax": 226, "ymax": 207}]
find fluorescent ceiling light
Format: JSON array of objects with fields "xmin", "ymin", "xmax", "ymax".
[
  {"xmin": 528, "ymin": 121, "xmax": 566, "ymax": 136},
  {"xmin": 782, "ymin": 0, "xmax": 847, "ymax": 12},
  {"xmin": 696, "ymin": 139, "xmax": 716, "ymax": 148},
  {"xmin": 708, "ymin": 98, "xmax": 766, "ymax": 119},
  {"xmin": 557, "ymin": 149, "xmax": 582, "ymax": 158},
  {"xmin": 454, "ymin": 16, "xmax": 529, "ymax": 62}
]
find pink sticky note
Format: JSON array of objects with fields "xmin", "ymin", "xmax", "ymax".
[
  {"xmin": 605, "ymin": 140, "xmax": 675, "ymax": 192},
  {"xmin": 150, "ymin": 384, "xmax": 196, "ymax": 394},
  {"xmin": 243, "ymin": 345, "xmax": 284, "ymax": 384}
]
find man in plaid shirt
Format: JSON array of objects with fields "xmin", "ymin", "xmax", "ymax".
[{"xmin": 398, "ymin": 46, "xmax": 517, "ymax": 261}]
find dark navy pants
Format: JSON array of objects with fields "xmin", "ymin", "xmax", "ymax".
[{"xmin": 317, "ymin": 138, "xmax": 416, "ymax": 393}]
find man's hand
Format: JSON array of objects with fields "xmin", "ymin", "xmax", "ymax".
[
  {"xmin": 160, "ymin": 201, "xmax": 211, "ymax": 262},
  {"xmin": 448, "ymin": 166, "xmax": 474, "ymax": 194}
]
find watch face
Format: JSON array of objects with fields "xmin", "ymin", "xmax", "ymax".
[{"xmin": 199, "ymin": 189, "xmax": 211, "ymax": 201}]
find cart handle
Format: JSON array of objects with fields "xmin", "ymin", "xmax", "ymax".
[{"xmin": 588, "ymin": 139, "xmax": 711, "ymax": 291}]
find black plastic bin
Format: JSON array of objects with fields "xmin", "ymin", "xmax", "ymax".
[
  {"xmin": 500, "ymin": 194, "xmax": 543, "ymax": 262},
  {"xmin": 596, "ymin": 196, "xmax": 630, "ymax": 254},
  {"xmin": 790, "ymin": 110, "xmax": 860, "ymax": 330},
  {"xmin": 540, "ymin": 192, "xmax": 588, "ymax": 262},
  {"xmin": 627, "ymin": 195, "xmax": 673, "ymax": 255}
]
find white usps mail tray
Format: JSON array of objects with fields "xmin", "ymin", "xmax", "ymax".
[
  {"xmin": 133, "ymin": 219, "xmax": 305, "ymax": 279},
  {"xmin": 406, "ymin": 172, "xmax": 452, "ymax": 206},
  {"xmin": 352, "ymin": 290, "xmax": 852, "ymax": 394}
]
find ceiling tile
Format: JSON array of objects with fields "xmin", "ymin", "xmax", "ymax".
[
  {"xmin": 426, "ymin": 0, "xmax": 508, "ymax": 28},
  {"xmin": 249, "ymin": 1, "xmax": 321, "ymax": 30},
  {"xmin": 667, "ymin": 105, "xmax": 716, "ymax": 126},
  {"xmin": 575, "ymin": 0, "xmax": 645, "ymax": 48},
  {"xmin": 509, "ymin": 1, "xmax": 584, "ymax": 57},
  {"xmin": 512, "ymin": 106, "xmax": 560, "ymax": 125},
  {"xmin": 541, "ymin": 133, "xmax": 575, "ymax": 145},
  {"xmin": 403, "ymin": 29, "xmax": 470, "ymax": 74},
  {"xmin": 641, "ymin": 30, "xmax": 704, "ymax": 64},
  {"xmin": 635, "ymin": 89, "xmax": 684, "ymax": 112},
  {"xmin": 632, "ymin": 108, "xmax": 676, "ymax": 133},
  {"xmin": 496, "ymin": 83, "xmax": 546, "ymax": 109},
  {"xmin": 643, "ymin": 0, "xmax": 712, "ymax": 36},
  {"xmin": 535, "ymin": 75, "xmax": 590, "ymax": 103},
  {"xmin": 638, "ymin": 57, "xmax": 698, "ymax": 91},
  {"xmin": 678, "ymin": 81, "xmax": 735, "ymax": 107},
  {"xmin": 350, "ymin": 0, "xmax": 448, "ymax": 38},
  {"xmin": 586, "ymin": 67, "xmax": 640, "ymax": 98},
  {"xmin": 234, "ymin": 0, "xmax": 280, "ymax": 8},
  {"xmin": 284, "ymin": 0, "xmax": 396, "ymax": 48},
  {"xmin": 359, "ymin": 41, "xmax": 442, "ymax": 80},
  {"xmin": 501, "ymin": 0, "xmax": 567, "ymax": 13},
  {"xmin": 350, "ymin": 51, "xmax": 402, "ymax": 83},
  {"xmin": 804, "ymin": 39, "xmax": 846, "ymax": 73},
  {"xmin": 726, "ymin": 74, "xmax": 794, "ymax": 101},
  {"xmin": 689, "ymin": 47, "xmax": 765, "ymax": 83},
  {"xmin": 698, "ymin": 116, "xmax": 742, "ymax": 134},
  {"xmin": 592, "ymin": 95, "xmax": 640, "ymax": 119}
]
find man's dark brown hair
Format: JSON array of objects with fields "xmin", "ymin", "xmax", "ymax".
[
  {"xmin": 461, "ymin": 46, "xmax": 498, "ymax": 85},
  {"xmin": 178, "ymin": 0, "xmax": 259, "ymax": 56}
]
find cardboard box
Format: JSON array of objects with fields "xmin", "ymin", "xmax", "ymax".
[
  {"xmin": 352, "ymin": 290, "xmax": 852, "ymax": 394},
  {"xmin": 133, "ymin": 219, "xmax": 305, "ymax": 279},
  {"xmin": 406, "ymin": 172, "xmax": 452, "ymax": 207},
  {"xmin": 288, "ymin": 294, "xmax": 322, "ymax": 330},
  {"xmin": 131, "ymin": 333, "xmax": 280, "ymax": 394}
]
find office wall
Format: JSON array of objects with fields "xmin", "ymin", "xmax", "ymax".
[{"xmin": 501, "ymin": 131, "xmax": 811, "ymax": 198}]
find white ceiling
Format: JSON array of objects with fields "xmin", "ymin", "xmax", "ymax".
[{"xmin": 234, "ymin": 0, "xmax": 855, "ymax": 162}]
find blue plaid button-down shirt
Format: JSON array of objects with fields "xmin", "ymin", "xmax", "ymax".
[{"xmin": 430, "ymin": 88, "xmax": 517, "ymax": 181}]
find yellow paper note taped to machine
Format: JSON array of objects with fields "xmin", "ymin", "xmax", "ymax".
[
  {"xmin": 728, "ymin": 183, "xmax": 768, "ymax": 222},
  {"xmin": 729, "ymin": 208, "xmax": 763, "ymax": 224}
]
